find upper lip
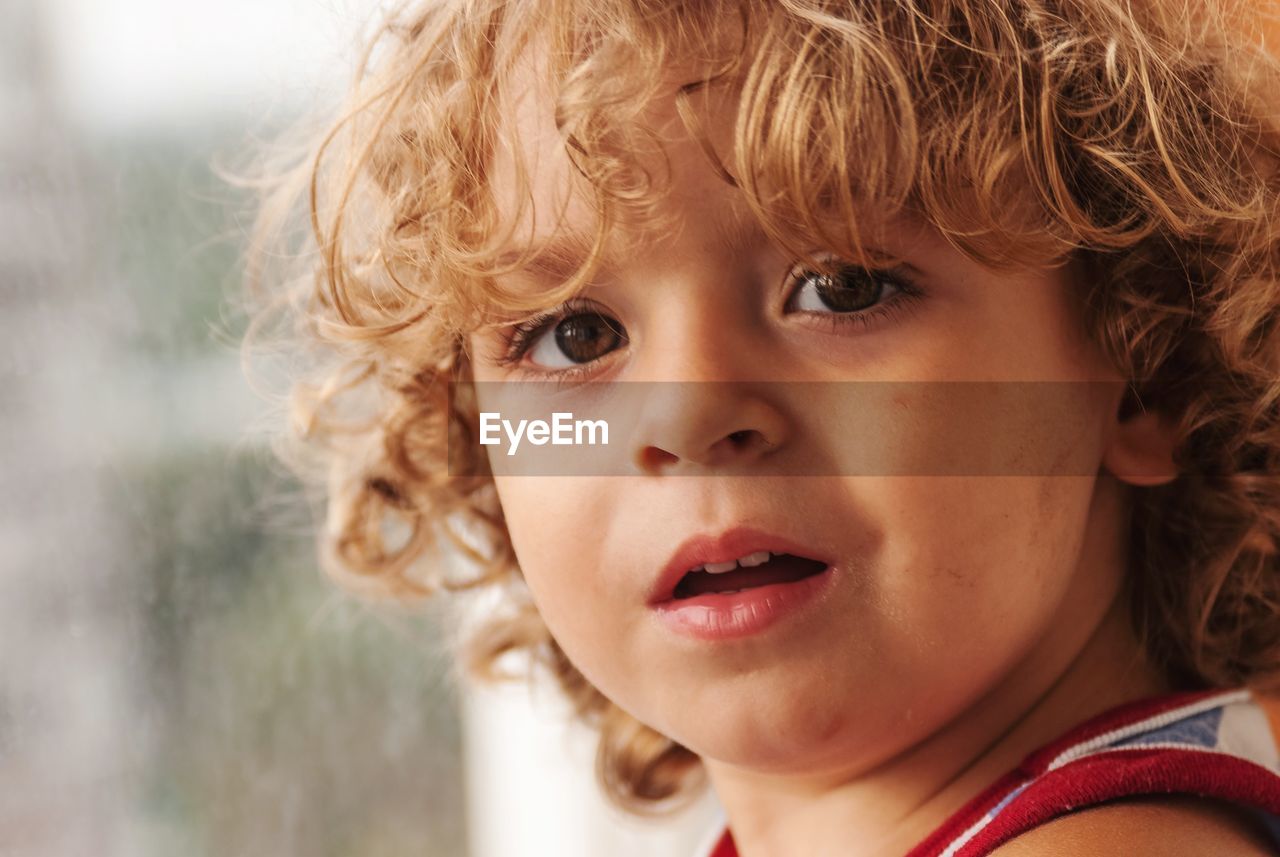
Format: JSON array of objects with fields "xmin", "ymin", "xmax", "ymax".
[{"xmin": 648, "ymin": 525, "xmax": 834, "ymax": 605}]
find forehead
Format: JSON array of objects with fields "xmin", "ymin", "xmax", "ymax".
[{"xmin": 485, "ymin": 28, "xmax": 761, "ymax": 273}]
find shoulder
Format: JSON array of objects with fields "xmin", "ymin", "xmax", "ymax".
[{"xmin": 987, "ymin": 795, "xmax": 1278, "ymax": 856}]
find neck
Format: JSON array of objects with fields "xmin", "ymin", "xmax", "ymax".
[{"xmin": 704, "ymin": 477, "xmax": 1174, "ymax": 857}]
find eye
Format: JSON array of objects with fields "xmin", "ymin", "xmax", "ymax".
[
  {"xmin": 527, "ymin": 312, "xmax": 623, "ymax": 367},
  {"xmin": 505, "ymin": 299, "xmax": 627, "ymax": 371},
  {"xmin": 784, "ymin": 259, "xmax": 909, "ymax": 315}
]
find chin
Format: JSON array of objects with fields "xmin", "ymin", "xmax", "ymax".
[{"xmin": 666, "ymin": 687, "xmax": 894, "ymax": 774}]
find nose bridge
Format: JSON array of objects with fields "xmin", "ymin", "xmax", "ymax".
[{"xmin": 630, "ymin": 256, "xmax": 762, "ymax": 385}]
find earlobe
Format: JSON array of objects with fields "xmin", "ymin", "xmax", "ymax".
[{"xmin": 1102, "ymin": 404, "xmax": 1181, "ymax": 486}]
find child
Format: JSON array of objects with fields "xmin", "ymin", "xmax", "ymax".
[{"xmin": 242, "ymin": 0, "xmax": 1280, "ymax": 853}]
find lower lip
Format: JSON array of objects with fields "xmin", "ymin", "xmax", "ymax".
[{"xmin": 650, "ymin": 566, "xmax": 837, "ymax": 641}]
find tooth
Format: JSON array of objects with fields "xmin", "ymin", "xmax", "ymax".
[
  {"xmin": 703, "ymin": 560, "xmax": 739, "ymax": 574},
  {"xmin": 738, "ymin": 551, "xmax": 770, "ymax": 567}
]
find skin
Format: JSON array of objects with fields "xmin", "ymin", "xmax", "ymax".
[
  {"xmin": 991, "ymin": 795, "xmax": 1279, "ymax": 856},
  {"xmin": 459, "ymin": 38, "xmax": 1265, "ymax": 857}
]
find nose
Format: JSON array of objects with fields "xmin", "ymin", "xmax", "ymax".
[
  {"xmin": 631, "ymin": 384, "xmax": 791, "ymax": 474},
  {"xmin": 626, "ymin": 294, "xmax": 792, "ymax": 475}
]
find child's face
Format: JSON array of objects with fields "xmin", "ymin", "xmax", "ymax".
[{"xmin": 465, "ymin": 49, "xmax": 1142, "ymax": 776}]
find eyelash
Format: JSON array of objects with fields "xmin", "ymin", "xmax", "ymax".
[
  {"xmin": 494, "ymin": 296, "xmax": 613, "ymax": 383},
  {"xmin": 493, "ymin": 263, "xmax": 925, "ymax": 380}
]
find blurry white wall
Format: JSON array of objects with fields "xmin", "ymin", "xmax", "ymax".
[
  {"xmin": 464, "ymin": 671, "xmax": 723, "ymax": 857},
  {"xmin": 43, "ymin": 0, "xmax": 378, "ymax": 134}
]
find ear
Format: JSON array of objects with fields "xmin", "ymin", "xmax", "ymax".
[{"xmin": 1101, "ymin": 391, "xmax": 1181, "ymax": 486}]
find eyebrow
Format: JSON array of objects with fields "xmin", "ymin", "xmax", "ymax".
[
  {"xmin": 714, "ymin": 212, "xmax": 766, "ymax": 257},
  {"xmin": 493, "ymin": 229, "xmax": 605, "ymax": 281}
]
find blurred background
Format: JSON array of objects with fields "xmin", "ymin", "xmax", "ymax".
[{"xmin": 0, "ymin": 1, "xmax": 718, "ymax": 855}]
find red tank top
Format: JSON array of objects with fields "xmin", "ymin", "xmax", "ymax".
[{"xmin": 695, "ymin": 687, "xmax": 1280, "ymax": 856}]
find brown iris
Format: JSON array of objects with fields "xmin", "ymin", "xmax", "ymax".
[
  {"xmin": 808, "ymin": 265, "xmax": 884, "ymax": 312},
  {"xmin": 553, "ymin": 312, "xmax": 623, "ymax": 363}
]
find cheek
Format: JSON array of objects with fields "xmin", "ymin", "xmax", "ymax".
[
  {"xmin": 886, "ymin": 475, "xmax": 1093, "ymax": 598},
  {"xmin": 821, "ymin": 381, "xmax": 1106, "ymax": 479},
  {"xmin": 493, "ymin": 476, "xmax": 655, "ymax": 710},
  {"xmin": 489, "ymin": 476, "xmax": 615, "ymax": 644},
  {"xmin": 865, "ymin": 380, "xmax": 1109, "ymax": 622},
  {"xmin": 871, "ymin": 472, "xmax": 1099, "ymax": 687}
]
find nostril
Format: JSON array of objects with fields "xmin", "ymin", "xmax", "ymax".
[
  {"xmin": 636, "ymin": 425, "xmax": 781, "ymax": 474},
  {"xmin": 728, "ymin": 429, "xmax": 770, "ymax": 452},
  {"xmin": 637, "ymin": 446, "xmax": 679, "ymax": 472}
]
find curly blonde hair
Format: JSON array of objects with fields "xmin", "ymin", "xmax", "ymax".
[{"xmin": 240, "ymin": 0, "xmax": 1280, "ymax": 814}]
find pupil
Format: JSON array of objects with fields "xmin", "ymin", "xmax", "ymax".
[
  {"xmin": 817, "ymin": 267, "xmax": 882, "ymax": 312},
  {"xmin": 554, "ymin": 313, "xmax": 620, "ymax": 363}
]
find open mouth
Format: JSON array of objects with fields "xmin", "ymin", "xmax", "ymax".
[{"xmin": 672, "ymin": 552, "xmax": 829, "ymax": 599}]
